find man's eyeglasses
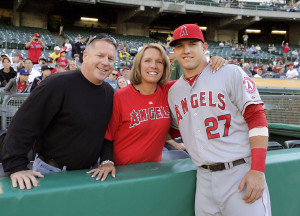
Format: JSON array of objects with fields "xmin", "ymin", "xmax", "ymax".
[
  {"xmin": 112, "ymin": 74, "xmax": 118, "ymax": 76},
  {"xmin": 87, "ymin": 34, "xmax": 117, "ymax": 47}
]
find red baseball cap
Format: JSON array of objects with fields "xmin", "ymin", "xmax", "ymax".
[
  {"xmin": 16, "ymin": 54, "xmax": 23, "ymax": 59},
  {"xmin": 169, "ymin": 24, "xmax": 205, "ymax": 47},
  {"xmin": 122, "ymin": 66, "xmax": 130, "ymax": 71},
  {"xmin": 288, "ymin": 62, "xmax": 294, "ymax": 66},
  {"xmin": 60, "ymin": 46, "xmax": 67, "ymax": 53},
  {"xmin": 33, "ymin": 33, "xmax": 40, "ymax": 37},
  {"xmin": 253, "ymin": 66, "xmax": 259, "ymax": 70}
]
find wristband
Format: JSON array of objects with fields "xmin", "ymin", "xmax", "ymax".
[
  {"xmin": 100, "ymin": 160, "xmax": 114, "ymax": 166},
  {"xmin": 251, "ymin": 148, "xmax": 267, "ymax": 172}
]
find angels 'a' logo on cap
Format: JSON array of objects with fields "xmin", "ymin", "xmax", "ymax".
[{"xmin": 180, "ymin": 26, "xmax": 188, "ymax": 37}]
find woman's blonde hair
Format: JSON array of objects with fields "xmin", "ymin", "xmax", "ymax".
[{"xmin": 130, "ymin": 43, "xmax": 170, "ymax": 86}]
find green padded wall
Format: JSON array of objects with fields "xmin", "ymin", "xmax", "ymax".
[{"xmin": 0, "ymin": 149, "xmax": 300, "ymax": 216}]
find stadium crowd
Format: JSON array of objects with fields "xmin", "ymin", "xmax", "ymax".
[{"xmin": 0, "ymin": 30, "xmax": 298, "ymax": 98}]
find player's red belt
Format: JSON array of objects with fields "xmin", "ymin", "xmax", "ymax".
[{"xmin": 201, "ymin": 158, "xmax": 246, "ymax": 172}]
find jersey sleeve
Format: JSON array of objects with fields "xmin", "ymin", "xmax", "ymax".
[
  {"xmin": 104, "ymin": 91, "xmax": 122, "ymax": 141},
  {"xmin": 230, "ymin": 66, "xmax": 263, "ymax": 115}
]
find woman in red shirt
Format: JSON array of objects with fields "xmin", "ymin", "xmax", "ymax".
[{"xmin": 87, "ymin": 43, "xmax": 226, "ymax": 180}]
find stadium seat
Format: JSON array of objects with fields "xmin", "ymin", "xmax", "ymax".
[
  {"xmin": 284, "ymin": 140, "xmax": 300, "ymax": 149},
  {"xmin": 161, "ymin": 150, "xmax": 190, "ymax": 161},
  {"xmin": 268, "ymin": 141, "xmax": 284, "ymax": 151}
]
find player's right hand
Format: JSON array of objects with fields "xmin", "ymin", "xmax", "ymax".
[
  {"xmin": 10, "ymin": 170, "xmax": 44, "ymax": 190},
  {"xmin": 238, "ymin": 170, "xmax": 265, "ymax": 204}
]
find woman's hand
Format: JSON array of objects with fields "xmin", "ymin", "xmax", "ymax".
[
  {"xmin": 86, "ymin": 162, "xmax": 116, "ymax": 181},
  {"xmin": 209, "ymin": 56, "xmax": 228, "ymax": 73}
]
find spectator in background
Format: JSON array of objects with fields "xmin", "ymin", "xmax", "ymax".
[
  {"xmin": 55, "ymin": 66, "xmax": 66, "ymax": 73},
  {"xmin": 268, "ymin": 44, "xmax": 273, "ymax": 53},
  {"xmin": 73, "ymin": 54, "xmax": 81, "ymax": 68},
  {"xmin": 273, "ymin": 61, "xmax": 283, "ymax": 73},
  {"xmin": 57, "ymin": 47, "xmax": 69, "ymax": 69},
  {"xmin": 74, "ymin": 34, "xmax": 81, "ymax": 43},
  {"xmin": 71, "ymin": 41, "xmax": 78, "ymax": 58},
  {"xmin": 117, "ymin": 41, "xmax": 125, "ymax": 55},
  {"xmin": 239, "ymin": 58, "xmax": 245, "ymax": 67},
  {"xmin": 121, "ymin": 66, "xmax": 131, "ymax": 84},
  {"xmin": 248, "ymin": 61, "xmax": 254, "ymax": 71},
  {"xmin": 119, "ymin": 48, "xmax": 130, "ymax": 59},
  {"xmin": 68, "ymin": 60, "xmax": 78, "ymax": 71},
  {"xmin": 0, "ymin": 57, "xmax": 17, "ymax": 87},
  {"xmin": 294, "ymin": 59, "xmax": 299, "ymax": 68},
  {"xmin": 4, "ymin": 68, "xmax": 30, "ymax": 94},
  {"xmin": 227, "ymin": 57, "xmax": 233, "ymax": 64},
  {"xmin": 271, "ymin": 44, "xmax": 276, "ymax": 53},
  {"xmin": 274, "ymin": 68, "xmax": 286, "ymax": 79},
  {"xmin": 255, "ymin": 44, "xmax": 261, "ymax": 54},
  {"xmin": 270, "ymin": 58, "xmax": 277, "ymax": 67},
  {"xmin": 253, "ymin": 68, "xmax": 263, "ymax": 78},
  {"xmin": 166, "ymin": 34, "xmax": 172, "ymax": 45},
  {"xmin": 49, "ymin": 46, "xmax": 61, "ymax": 64},
  {"xmin": 117, "ymin": 76, "xmax": 128, "ymax": 89},
  {"xmin": 292, "ymin": 49, "xmax": 299, "ymax": 61},
  {"xmin": 170, "ymin": 50, "xmax": 183, "ymax": 80},
  {"xmin": 267, "ymin": 63, "xmax": 273, "ymax": 72},
  {"xmin": 104, "ymin": 69, "xmax": 118, "ymax": 91},
  {"xmin": 129, "ymin": 43, "xmax": 138, "ymax": 57},
  {"xmin": 76, "ymin": 37, "xmax": 86, "ymax": 63},
  {"xmin": 30, "ymin": 65, "xmax": 53, "ymax": 92},
  {"xmin": 62, "ymin": 38, "xmax": 72, "ymax": 57},
  {"xmin": 232, "ymin": 57, "xmax": 239, "ymax": 65},
  {"xmin": 286, "ymin": 63, "xmax": 299, "ymax": 79},
  {"xmin": 261, "ymin": 65, "xmax": 268, "ymax": 78},
  {"xmin": 12, "ymin": 54, "xmax": 24, "ymax": 72},
  {"xmin": 242, "ymin": 33, "xmax": 248, "ymax": 47},
  {"xmin": 253, "ymin": 66, "xmax": 259, "ymax": 76},
  {"xmin": 249, "ymin": 45, "xmax": 257, "ymax": 54},
  {"xmin": 23, "ymin": 58, "xmax": 41, "ymax": 83},
  {"xmin": 282, "ymin": 41, "xmax": 290, "ymax": 63},
  {"xmin": 242, "ymin": 63, "xmax": 252, "ymax": 77},
  {"xmin": 46, "ymin": 57, "xmax": 55, "ymax": 68},
  {"xmin": 25, "ymin": 33, "xmax": 45, "ymax": 64},
  {"xmin": 33, "ymin": 56, "xmax": 46, "ymax": 73}
]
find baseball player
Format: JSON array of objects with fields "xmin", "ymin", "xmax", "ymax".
[{"xmin": 168, "ymin": 24, "xmax": 271, "ymax": 216}]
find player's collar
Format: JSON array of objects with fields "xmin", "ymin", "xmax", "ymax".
[{"xmin": 183, "ymin": 62, "xmax": 209, "ymax": 87}]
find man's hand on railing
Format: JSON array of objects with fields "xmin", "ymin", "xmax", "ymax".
[{"xmin": 10, "ymin": 170, "xmax": 44, "ymax": 190}]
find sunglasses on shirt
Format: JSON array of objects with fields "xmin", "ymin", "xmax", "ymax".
[{"xmin": 87, "ymin": 34, "xmax": 117, "ymax": 47}]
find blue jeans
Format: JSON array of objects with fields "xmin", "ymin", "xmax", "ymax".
[{"xmin": 32, "ymin": 155, "xmax": 65, "ymax": 174}]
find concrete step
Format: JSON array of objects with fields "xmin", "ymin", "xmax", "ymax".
[{"xmin": 51, "ymin": 33, "xmax": 65, "ymax": 48}]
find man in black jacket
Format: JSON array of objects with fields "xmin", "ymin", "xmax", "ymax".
[
  {"xmin": 1, "ymin": 34, "xmax": 117, "ymax": 190},
  {"xmin": 76, "ymin": 37, "xmax": 86, "ymax": 63}
]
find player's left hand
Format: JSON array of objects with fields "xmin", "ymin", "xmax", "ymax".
[
  {"xmin": 238, "ymin": 170, "xmax": 265, "ymax": 204},
  {"xmin": 209, "ymin": 56, "xmax": 227, "ymax": 73},
  {"xmin": 86, "ymin": 163, "xmax": 116, "ymax": 181}
]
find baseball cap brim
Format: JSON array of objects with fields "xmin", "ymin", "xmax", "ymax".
[{"xmin": 169, "ymin": 24, "xmax": 205, "ymax": 47}]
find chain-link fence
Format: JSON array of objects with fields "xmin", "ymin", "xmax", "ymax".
[
  {"xmin": 0, "ymin": 94, "xmax": 30, "ymax": 130},
  {"xmin": 262, "ymin": 95, "xmax": 300, "ymax": 125}
]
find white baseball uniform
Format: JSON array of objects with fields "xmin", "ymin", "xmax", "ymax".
[{"xmin": 168, "ymin": 64, "xmax": 271, "ymax": 216}]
